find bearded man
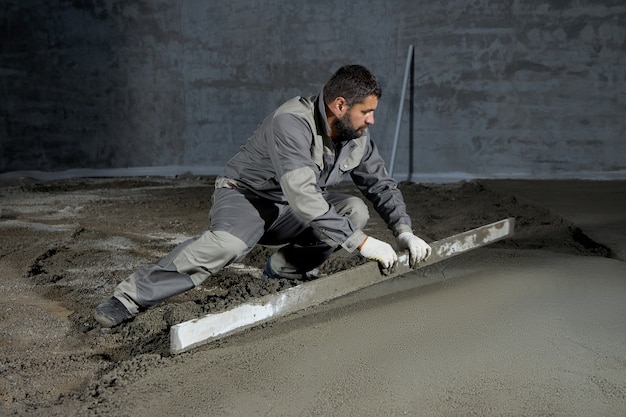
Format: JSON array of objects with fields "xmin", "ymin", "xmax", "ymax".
[{"xmin": 95, "ymin": 64, "xmax": 431, "ymax": 327}]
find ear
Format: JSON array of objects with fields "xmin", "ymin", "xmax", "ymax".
[{"xmin": 330, "ymin": 96, "xmax": 348, "ymax": 117}]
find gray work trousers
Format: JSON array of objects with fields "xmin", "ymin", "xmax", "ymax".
[{"xmin": 114, "ymin": 187, "xmax": 369, "ymax": 313}]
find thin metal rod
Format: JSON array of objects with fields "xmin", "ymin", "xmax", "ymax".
[{"xmin": 389, "ymin": 44, "xmax": 414, "ymax": 177}]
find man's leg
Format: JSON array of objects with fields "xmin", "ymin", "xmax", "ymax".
[
  {"xmin": 265, "ymin": 194, "xmax": 369, "ymax": 277},
  {"xmin": 113, "ymin": 230, "xmax": 248, "ymax": 314},
  {"xmin": 95, "ymin": 188, "xmax": 266, "ymax": 326}
]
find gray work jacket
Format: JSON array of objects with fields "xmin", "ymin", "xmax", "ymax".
[{"xmin": 219, "ymin": 92, "xmax": 413, "ymax": 252}]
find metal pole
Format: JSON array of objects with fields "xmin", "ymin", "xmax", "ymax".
[{"xmin": 389, "ymin": 44, "xmax": 414, "ymax": 177}]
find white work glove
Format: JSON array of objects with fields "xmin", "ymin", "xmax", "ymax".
[
  {"xmin": 397, "ymin": 232, "xmax": 432, "ymax": 268},
  {"xmin": 359, "ymin": 236, "xmax": 398, "ymax": 273}
]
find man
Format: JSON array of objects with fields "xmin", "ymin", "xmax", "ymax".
[{"xmin": 94, "ymin": 64, "xmax": 431, "ymax": 327}]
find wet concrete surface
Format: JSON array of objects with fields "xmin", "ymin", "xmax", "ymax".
[
  {"xmin": 1, "ymin": 178, "xmax": 625, "ymax": 416},
  {"xmin": 121, "ymin": 180, "xmax": 626, "ymax": 417},
  {"xmin": 127, "ymin": 251, "xmax": 626, "ymax": 417}
]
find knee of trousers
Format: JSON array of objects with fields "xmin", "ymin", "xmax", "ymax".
[
  {"xmin": 338, "ymin": 196, "xmax": 370, "ymax": 230},
  {"xmin": 173, "ymin": 230, "xmax": 248, "ymax": 286}
]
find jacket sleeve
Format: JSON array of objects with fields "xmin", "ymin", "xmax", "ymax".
[
  {"xmin": 269, "ymin": 113, "xmax": 367, "ymax": 252},
  {"xmin": 350, "ymin": 137, "xmax": 413, "ymax": 237}
]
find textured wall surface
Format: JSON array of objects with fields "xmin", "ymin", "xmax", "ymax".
[{"xmin": 0, "ymin": 0, "xmax": 624, "ymax": 180}]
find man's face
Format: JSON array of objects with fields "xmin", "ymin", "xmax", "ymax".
[{"xmin": 334, "ymin": 95, "xmax": 378, "ymax": 141}]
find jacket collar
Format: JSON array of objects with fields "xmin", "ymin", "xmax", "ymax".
[{"xmin": 314, "ymin": 92, "xmax": 332, "ymax": 139}]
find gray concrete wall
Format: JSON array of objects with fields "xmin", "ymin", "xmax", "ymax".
[{"xmin": 1, "ymin": 0, "xmax": 624, "ymax": 180}]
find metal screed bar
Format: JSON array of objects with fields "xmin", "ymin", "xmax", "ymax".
[{"xmin": 170, "ymin": 218, "xmax": 515, "ymax": 354}]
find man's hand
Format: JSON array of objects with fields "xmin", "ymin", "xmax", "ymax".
[
  {"xmin": 397, "ymin": 232, "xmax": 432, "ymax": 267},
  {"xmin": 359, "ymin": 236, "xmax": 398, "ymax": 271}
]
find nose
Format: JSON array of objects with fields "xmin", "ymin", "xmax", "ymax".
[{"xmin": 365, "ymin": 112, "xmax": 374, "ymax": 125}]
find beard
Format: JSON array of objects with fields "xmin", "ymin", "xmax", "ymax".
[{"xmin": 334, "ymin": 113, "xmax": 365, "ymax": 142}]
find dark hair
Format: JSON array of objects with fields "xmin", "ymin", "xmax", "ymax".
[{"xmin": 323, "ymin": 65, "xmax": 382, "ymax": 106}]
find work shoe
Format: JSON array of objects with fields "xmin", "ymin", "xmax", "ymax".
[
  {"xmin": 94, "ymin": 297, "xmax": 134, "ymax": 327},
  {"xmin": 262, "ymin": 257, "xmax": 319, "ymax": 280}
]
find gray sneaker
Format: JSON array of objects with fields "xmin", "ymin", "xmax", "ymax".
[{"xmin": 94, "ymin": 297, "xmax": 134, "ymax": 327}]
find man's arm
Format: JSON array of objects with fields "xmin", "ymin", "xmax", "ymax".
[
  {"xmin": 351, "ymin": 136, "xmax": 431, "ymax": 266},
  {"xmin": 349, "ymin": 136, "xmax": 412, "ymax": 236}
]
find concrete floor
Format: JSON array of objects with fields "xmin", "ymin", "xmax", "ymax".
[
  {"xmin": 101, "ymin": 180, "xmax": 626, "ymax": 417},
  {"xmin": 6, "ymin": 178, "xmax": 622, "ymax": 416}
]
